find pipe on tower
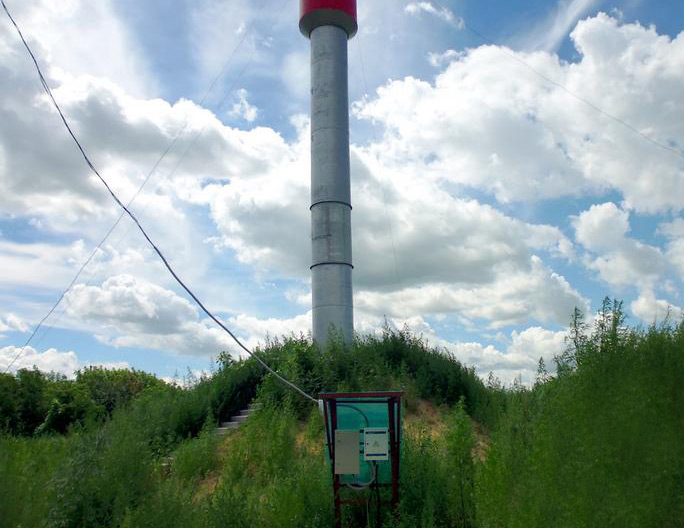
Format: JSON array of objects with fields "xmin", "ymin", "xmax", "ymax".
[{"xmin": 300, "ymin": 0, "xmax": 357, "ymax": 348}]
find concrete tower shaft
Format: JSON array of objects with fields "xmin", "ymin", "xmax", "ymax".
[{"xmin": 300, "ymin": 0, "xmax": 357, "ymax": 348}]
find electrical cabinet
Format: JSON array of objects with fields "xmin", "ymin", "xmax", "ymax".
[
  {"xmin": 363, "ymin": 428, "xmax": 389, "ymax": 461},
  {"xmin": 334, "ymin": 429, "xmax": 360, "ymax": 474}
]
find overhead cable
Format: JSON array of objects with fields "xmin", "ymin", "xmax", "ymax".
[
  {"xmin": 15, "ymin": 0, "xmax": 280, "ymax": 356},
  {"xmin": 1, "ymin": 0, "xmax": 318, "ymax": 405},
  {"xmin": 0, "ymin": 0, "xmax": 261, "ymax": 369}
]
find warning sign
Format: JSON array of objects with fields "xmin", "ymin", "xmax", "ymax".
[{"xmin": 363, "ymin": 428, "xmax": 389, "ymax": 461}]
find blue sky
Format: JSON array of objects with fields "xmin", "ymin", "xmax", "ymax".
[{"xmin": 1, "ymin": 0, "xmax": 683, "ymax": 383}]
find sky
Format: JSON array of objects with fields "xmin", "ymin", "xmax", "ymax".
[{"xmin": 0, "ymin": 0, "xmax": 683, "ymax": 384}]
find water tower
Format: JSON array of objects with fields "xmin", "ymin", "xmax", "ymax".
[{"xmin": 300, "ymin": 0, "xmax": 357, "ymax": 348}]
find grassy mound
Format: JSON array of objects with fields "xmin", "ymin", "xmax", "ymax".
[{"xmin": 1, "ymin": 309, "xmax": 683, "ymax": 527}]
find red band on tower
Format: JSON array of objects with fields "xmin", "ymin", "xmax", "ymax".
[
  {"xmin": 301, "ymin": 0, "xmax": 357, "ymax": 19},
  {"xmin": 300, "ymin": 0, "xmax": 358, "ymax": 38}
]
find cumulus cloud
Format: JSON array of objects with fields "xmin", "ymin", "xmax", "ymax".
[
  {"xmin": 197, "ymin": 127, "xmax": 583, "ymax": 328},
  {"xmin": 571, "ymin": 203, "xmax": 684, "ymax": 323},
  {"xmin": 5, "ymin": 6, "xmax": 683, "ymax": 381},
  {"xmin": 63, "ymin": 275, "xmax": 234, "ymax": 356},
  {"xmin": 356, "ymin": 256, "xmax": 585, "ymax": 328},
  {"xmin": 355, "ymin": 14, "xmax": 684, "ymax": 213},
  {"xmin": 226, "ymin": 307, "xmax": 567, "ymax": 384},
  {"xmin": 508, "ymin": 326, "xmax": 566, "ymax": 366},
  {"xmin": 572, "ymin": 203, "xmax": 667, "ymax": 289},
  {"xmin": 659, "ymin": 218, "xmax": 684, "ymax": 279},
  {"xmin": 0, "ymin": 344, "xmax": 131, "ymax": 377},
  {"xmin": 0, "ymin": 40, "xmax": 192, "ymax": 232},
  {"xmin": 374, "ymin": 314, "xmax": 567, "ymax": 384},
  {"xmin": 1, "ymin": 2, "xmax": 594, "ymax": 338},
  {"xmin": 0, "ymin": 345, "xmax": 79, "ymax": 376},
  {"xmin": 228, "ymin": 312, "xmax": 311, "ymax": 349},
  {"xmin": 630, "ymin": 290, "xmax": 683, "ymax": 324}
]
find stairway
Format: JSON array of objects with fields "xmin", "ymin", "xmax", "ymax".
[{"xmin": 215, "ymin": 402, "xmax": 262, "ymax": 435}]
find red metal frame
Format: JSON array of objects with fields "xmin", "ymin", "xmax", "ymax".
[{"xmin": 320, "ymin": 391, "xmax": 403, "ymax": 528}]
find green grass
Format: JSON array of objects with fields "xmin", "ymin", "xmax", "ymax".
[{"xmin": 1, "ymin": 315, "xmax": 683, "ymax": 528}]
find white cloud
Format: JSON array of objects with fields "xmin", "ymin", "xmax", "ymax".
[
  {"xmin": 228, "ymin": 312, "xmax": 311, "ymax": 350},
  {"xmin": 5, "ymin": 5, "xmax": 682, "ymax": 381},
  {"xmin": 471, "ymin": 326, "xmax": 567, "ymax": 384},
  {"xmin": 356, "ymin": 256, "xmax": 586, "ymax": 329},
  {"xmin": 0, "ymin": 344, "xmax": 131, "ymax": 377},
  {"xmin": 5, "ymin": 0, "xmax": 156, "ymax": 97},
  {"xmin": 572, "ymin": 204, "xmax": 684, "ymax": 323},
  {"xmin": 376, "ymin": 314, "xmax": 566, "ymax": 384},
  {"xmin": 63, "ymin": 275, "xmax": 235, "ymax": 356},
  {"xmin": 65, "ymin": 274, "xmax": 198, "ymax": 332},
  {"xmin": 355, "ymin": 14, "xmax": 684, "ymax": 213},
  {"xmin": 0, "ymin": 46, "xmax": 202, "ymax": 233},
  {"xmin": 197, "ymin": 126, "xmax": 582, "ymax": 328},
  {"xmin": 630, "ymin": 290, "xmax": 683, "ymax": 324},
  {"xmin": 573, "ymin": 202, "xmax": 629, "ymax": 251},
  {"xmin": 218, "ymin": 306, "xmax": 568, "ymax": 385},
  {"xmin": 572, "ymin": 203, "xmax": 667, "ymax": 289},
  {"xmin": 228, "ymin": 88, "xmax": 258, "ymax": 122},
  {"xmin": 0, "ymin": 240, "xmax": 92, "ymax": 290},
  {"xmin": 405, "ymin": 2, "xmax": 465, "ymax": 29},
  {"xmin": 1, "ymin": 1, "xmax": 591, "ymax": 336},
  {"xmin": 428, "ymin": 49, "xmax": 462, "ymax": 68},
  {"xmin": 0, "ymin": 345, "xmax": 79, "ymax": 376},
  {"xmin": 508, "ymin": 326, "xmax": 566, "ymax": 366},
  {"xmin": 0, "ymin": 313, "xmax": 29, "ymax": 333},
  {"xmin": 659, "ymin": 218, "xmax": 684, "ymax": 280}
]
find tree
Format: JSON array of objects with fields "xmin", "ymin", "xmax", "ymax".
[
  {"xmin": 556, "ymin": 306, "xmax": 588, "ymax": 375},
  {"xmin": 76, "ymin": 367, "xmax": 164, "ymax": 416},
  {"xmin": 535, "ymin": 358, "xmax": 550, "ymax": 385},
  {"xmin": 0, "ymin": 373, "xmax": 19, "ymax": 432},
  {"xmin": 16, "ymin": 368, "xmax": 49, "ymax": 435},
  {"xmin": 446, "ymin": 397, "xmax": 476, "ymax": 527}
]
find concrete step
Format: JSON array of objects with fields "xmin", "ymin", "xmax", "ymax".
[
  {"xmin": 160, "ymin": 456, "xmax": 174, "ymax": 473},
  {"xmin": 216, "ymin": 423, "xmax": 240, "ymax": 435},
  {"xmin": 216, "ymin": 402, "xmax": 261, "ymax": 435}
]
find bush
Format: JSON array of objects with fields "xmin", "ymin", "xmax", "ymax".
[
  {"xmin": 172, "ymin": 423, "xmax": 220, "ymax": 482},
  {"xmin": 475, "ymin": 304, "xmax": 684, "ymax": 528},
  {"xmin": 206, "ymin": 405, "xmax": 332, "ymax": 528},
  {"xmin": 4, "ymin": 318, "xmax": 682, "ymax": 527},
  {"xmin": 0, "ymin": 434, "xmax": 71, "ymax": 527}
]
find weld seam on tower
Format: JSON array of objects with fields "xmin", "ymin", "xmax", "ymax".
[
  {"xmin": 310, "ymin": 200, "xmax": 353, "ymax": 210},
  {"xmin": 310, "ymin": 262, "xmax": 355, "ymax": 270}
]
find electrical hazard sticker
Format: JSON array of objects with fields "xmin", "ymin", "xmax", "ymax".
[{"xmin": 363, "ymin": 428, "xmax": 389, "ymax": 461}]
